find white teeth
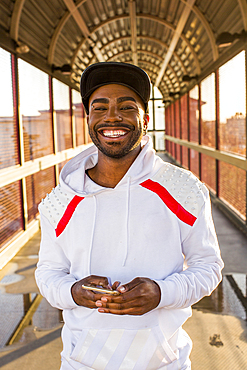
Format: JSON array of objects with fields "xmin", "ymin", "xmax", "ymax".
[{"xmin": 102, "ymin": 130, "xmax": 127, "ymax": 137}]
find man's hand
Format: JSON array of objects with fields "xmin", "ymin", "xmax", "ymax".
[
  {"xmin": 95, "ymin": 277, "xmax": 161, "ymax": 315},
  {"xmin": 71, "ymin": 275, "xmax": 118, "ymax": 308}
]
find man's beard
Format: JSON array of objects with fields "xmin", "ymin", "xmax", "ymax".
[{"xmin": 88, "ymin": 125, "xmax": 143, "ymax": 159}]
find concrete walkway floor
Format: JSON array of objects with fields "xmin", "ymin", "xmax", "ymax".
[{"xmin": 0, "ymin": 191, "xmax": 247, "ymax": 369}]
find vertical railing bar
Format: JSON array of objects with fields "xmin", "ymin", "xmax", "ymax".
[
  {"xmin": 12, "ymin": 55, "xmax": 28, "ymax": 230},
  {"xmin": 49, "ymin": 76, "xmax": 59, "ymax": 185},
  {"xmin": 215, "ymin": 70, "xmax": 220, "ymax": 198},
  {"xmin": 187, "ymin": 92, "xmax": 191, "ymax": 170},
  {"xmin": 198, "ymin": 82, "xmax": 202, "ymax": 180}
]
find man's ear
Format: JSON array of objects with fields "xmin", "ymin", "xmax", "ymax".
[
  {"xmin": 143, "ymin": 114, "xmax": 149, "ymax": 132},
  {"xmin": 86, "ymin": 115, "xmax": 89, "ymax": 124},
  {"xmin": 144, "ymin": 113, "xmax": 149, "ymax": 126}
]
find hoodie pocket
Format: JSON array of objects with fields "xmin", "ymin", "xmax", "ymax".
[{"xmin": 70, "ymin": 326, "xmax": 178, "ymax": 370}]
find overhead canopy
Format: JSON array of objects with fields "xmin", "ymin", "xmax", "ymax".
[{"xmin": 0, "ymin": 0, "xmax": 246, "ymax": 99}]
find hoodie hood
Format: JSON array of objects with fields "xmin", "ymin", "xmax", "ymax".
[{"xmin": 59, "ymin": 135, "xmax": 163, "ymax": 196}]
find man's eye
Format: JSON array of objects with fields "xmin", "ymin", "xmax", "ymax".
[
  {"xmin": 120, "ymin": 105, "xmax": 135, "ymax": 110},
  {"xmin": 94, "ymin": 106, "xmax": 107, "ymax": 111}
]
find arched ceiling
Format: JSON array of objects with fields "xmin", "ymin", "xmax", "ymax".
[{"xmin": 0, "ymin": 0, "xmax": 246, "ymax": 100}]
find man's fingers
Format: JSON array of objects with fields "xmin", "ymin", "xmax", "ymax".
[
  {"xmin": 97, "ymin": 298, "xmax": 140, "ymax": 311},
  {"xmin": 83, "ymin": 275, "xmax": 110, "ymax": 289},
  {"xmin": 117, "ymin": 277, "xmax": 143, "ymax": 293},
  {"xmin": 111, "ymin": 281, "xmax": 121, "ymax": 290},
  {"xmin": 97, "ymin": 305, "xmax": 144, "ymax": 315}
]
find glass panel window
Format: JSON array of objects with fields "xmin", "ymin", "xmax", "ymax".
[
  {"xmin": 174, "ymin": 100, "xmax": 180, "ymax": 139},
  {"xmin": 154, "ymin": 100, "xmax": 165, "ymax": 130},
  {"xmin": 165, "ymin": 106, "xmax": 171, "ymax": 153},
  {"xmin": 148, "ymin": 85, "xmax": 164, "ymax": 139},
  {"xmin": 72, "ymin": 89, "xmax": 85, "ymax": 146},
  {"xmin": 219, "ymin": 161, "xmax": 246, "ymax": 220},
  {"xmin": 175, "ymin": 144, "xmax": 181, "ymax": 164},
  {"xmin": 0, "ymin": 48, "xmax": 19, "ymax": 169},
  {"xmin": 190, "ymin": 149, "xmax": 199, "ymax": 177},
  {"xmin": 58, "ymin": 159, "xmax": 70, "ymax": 174},
  {"xmin": 180, "ymin": 94, "xmax": 188, "ymax": 169},
  {"xmin": 201, "ymin": 73, "xmax": 216, "ymax": 148},
  {"xmin": 153, "ymin": 86, "xmax": 164, "ymax": 131},
  {"xmin": 154, "ymin": 132, "xmax": 165, "ymax": 150},
  {"xmin": 18, "ymin": 59, "xmax": 53, "ymax": 161},
  {"xmin": 170, "ymin": 103, "xmax": 175, "ymax": 157},
  {"xmin": 180, "ymin": 94, "xmax": 188, "ymax": 140},
  {"xmin": 201, "ymin": 154, "xmax": 216, "ymax": 193},
  {"xmin": 0, "ymin": 181, "xmax": 23, "ymax": 250},
  {"xmin": 148, "ymin": 101, "xmax": 154, "ymax": 131},
  {"xmin": 219, "ymin": 51, "xmax": 246, "ymax": 156},
  {"xmin": 165, "ymin": 106, "xmax": 171, "ymax": 136},
  {"xmin": 189, "ymin": 85, "xmax": 199, "ymax": 143},
  {"xmin": 53, "ymin": 79, "xmax": 72, "ymax": 151},
  {"xmin": 182, "ymin": 146, "xmax": 188, "ymax": 169},
  {"xmin": 26, "ymin": 167, "xmax": 55, "ymax": 222}
]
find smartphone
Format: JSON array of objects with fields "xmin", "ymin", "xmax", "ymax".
[{"xmin": 81, "ymin": 284, "xmax": 120, "ymax": 295}]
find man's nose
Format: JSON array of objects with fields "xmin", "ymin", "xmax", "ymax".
[{"xmin": 103, "ymin": 105, "xmax": 122, "ymax": 122}]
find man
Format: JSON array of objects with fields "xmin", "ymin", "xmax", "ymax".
[{"xmin": 35, "ymin": 62, "xmax": 223, "ymax": 370}]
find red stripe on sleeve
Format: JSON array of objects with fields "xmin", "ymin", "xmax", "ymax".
[
  {"xmin": 56, "ymin": 195, "xmax": 84, "ymax": 237},
  {"xmin": 140, "ymin": 179, "xmax": 197, "ymax": 226}
]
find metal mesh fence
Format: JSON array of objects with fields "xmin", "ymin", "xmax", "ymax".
[
  {"xmin": 0, "ymin": 181, "xmax": 23, "ymax": 249},
  {"xmin": 165, "ymin": 50, "xmax": 247, "ymax": 222},
  {"xmin": 219, "ymin": 162, "xmax": 246, "ymax": 220},
  {"xmin": 26, "ymin": 167, "xmax": 56, "ymax": 222}
]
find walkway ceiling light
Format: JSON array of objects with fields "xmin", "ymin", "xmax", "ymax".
[
  {"xmin": 15, "ymin": 42, "xmax": 30, "ymax": 54},
  {"xmin": 169, "ymin": 91, "xmax": 180, "ymax": 99},
  {"xmin": 216, "ymin": 30, "xmax": 247, "ymax": 48},
  {"xmin": 52, "ymin": 64, "xmax": 72, "ymax": 75},
  {"xmin": 182, "ymin": 75, "xmax": 198, "ymax": 82}
]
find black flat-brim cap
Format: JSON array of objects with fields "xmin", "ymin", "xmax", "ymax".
[{"xmin": 80, "ymin": 62, "xmax": 151, "ymax": 114}]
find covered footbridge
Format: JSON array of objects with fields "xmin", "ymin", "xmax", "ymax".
[{"xmin": 0, "ymin": 0, "xmax": 247, "ymax": 368}]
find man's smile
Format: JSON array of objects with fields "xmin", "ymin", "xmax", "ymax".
[{"xmin": 99, "ymin": 129, "xmax": 129, "ymax": 138}]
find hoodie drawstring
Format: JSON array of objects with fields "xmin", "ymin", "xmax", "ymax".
[
  {"xmin": 122, "ymin": 176, "xmax": 131, "ymax": 266},
  {"xmin": 88, "ymin": 195, "xmax": 97, "ymax": 274}
]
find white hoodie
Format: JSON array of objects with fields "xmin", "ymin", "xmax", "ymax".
[{"xmin": 35, "ymin": 136, "xmax": 223, "ymax": 370}]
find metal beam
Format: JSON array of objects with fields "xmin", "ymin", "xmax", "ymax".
[
  {"xmin": 62, "ymin": 0, "xmax": 105, "ymax": 62},
  {"xmin": 128, "ymin": 0, "xmax": 138, "ymax": 65},
  {"xmin": 48, "ymin": 12, "xmax": 71, "ymax": 65},
  {"xmin": 139, "ymin": 14, "xmax": 201, "ymax": 75},
  {"xmin": 155, "ymin": 0, "xmax": 197, "ymax": 87},
  {"xmin": 10, "ymin": 0, "xmax": 26, "ymax": 41},
  {"xmin": 191, "ymin": 4, "xmax": 218, "ymax": 61},
  {"xmin": 180, "ymin": 0, "xmax": 219, "ymax": 61},
  {"xmin": 238, "ymin": 0, "xmax": 247, "ymax": 30}
]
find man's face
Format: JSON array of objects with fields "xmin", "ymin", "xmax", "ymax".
[{"xmin": 87, "ymin": 84, "xmax": 148, "ymax": 159}]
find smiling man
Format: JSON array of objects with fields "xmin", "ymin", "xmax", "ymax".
[{"xmin": 35, "ymin": 62, "xmax": 223, "ymax": 370}]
